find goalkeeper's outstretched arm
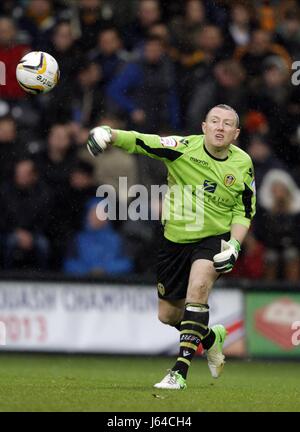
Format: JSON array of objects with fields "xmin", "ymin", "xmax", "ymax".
[{"xmin": 87, "ymin": 125, "xmax": 187, "ymax": 161}]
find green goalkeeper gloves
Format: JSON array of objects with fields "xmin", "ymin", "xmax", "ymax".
[
  {"xmin": 213, "ymin": 238, "xmax": 241, "ymax": 273},
  {"xmin": 87, "ymin": 126, "xmax": 112, "ymax": 157}
]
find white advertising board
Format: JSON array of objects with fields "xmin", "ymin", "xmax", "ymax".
[{"xmin": 0, "ymin": 282, "xmax": 244, "ymax": 355}]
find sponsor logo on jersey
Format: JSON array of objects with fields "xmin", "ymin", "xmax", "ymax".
[
  {"xmin": 179, "ymin": 138, "xmax": 189, "ymax": 147},
  {"xmin": 157, "ymin": 283, "xmax": 165, "ymax": 296},
  {"xmin": 190, "ymin": 157, "xmax": 209, "ymax": 166},
  {"xmin": 224, "ymin": 174, "xmax": 236, "ymax": 187},
  {"xmin": 160, "ymin": 137, "xmax": 177, "ymax": 147},
  {"xmin": 203, "ymin": 180, "xmax": 217, "ymax": 193}
]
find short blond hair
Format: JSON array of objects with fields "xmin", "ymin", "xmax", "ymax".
[{"xmin": 206, "ymin": 104, "xmax": 240, "ymax": 128}]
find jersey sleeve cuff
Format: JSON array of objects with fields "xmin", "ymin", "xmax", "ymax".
[{"xmin": 231, "ymin": 216, "xmax": 251, "ymax": 228}]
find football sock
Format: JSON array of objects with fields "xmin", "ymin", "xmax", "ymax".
[
  {"xmin": 172, "ymin": 303, "xmax": 211, "ymax": 379},
  {"xmin": 173, "ymin": 317, "xmax": 216, "ymax": 347},
  {"xmin": 201, "ymin": 327, "xmax": 216, "ymax": 350}
]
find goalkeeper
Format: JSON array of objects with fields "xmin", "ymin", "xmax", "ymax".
[{"xmin": 87, "ymin": 104, "xmax": 256, "ymax": 390}]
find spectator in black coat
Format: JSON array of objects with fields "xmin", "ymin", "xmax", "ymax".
[
  {"xmin": 107, "ymin": 35, "xmax": 180, "ymax": 132},
  {"xmin": 88, "ymin": 27, "xmax": 129, "ymax": 87},
  {"xmin": 121, "ymin": 0, "xmax": 162, "ymax": 50},
  {"xmin": 41, "ymin": 20, "xmax": 84, "ymax": 127},
  {"xmin": 247, "ymin": 135, "xmax": 287, "ymax": 189},
  {"xmin": 35, "ymin": 124, "xmax": 78, "ymax": 269},
  {"xmin": 255, "ymin": 169, "xmax": 300, "ymax": 281},
  {"xmin": 0, "ymin": 159, "xmax": 53, "ymax": 270},
  {"xmin": 65, "ymin": 160, "xmax": 97, "ymax": 234}
]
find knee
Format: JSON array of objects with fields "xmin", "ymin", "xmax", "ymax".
[
  {"xmin": 190, "ymin": 280, "xmax": 209, "ymax": 295},
  {"xmin": 158, "ymin": 310, "xmax": 180, "ymax": 327},
  {"xmin": 187, "ymin": 280, "xmax": 210, "ymax": 303}
]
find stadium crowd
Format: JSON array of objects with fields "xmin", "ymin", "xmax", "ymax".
[{"xmin": 1, "ymin": 0, "xmax": 300, "ymax": 281}]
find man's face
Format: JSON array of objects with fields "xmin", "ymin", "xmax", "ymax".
[
  {"xmin": 99, "ymin": 30, "xmax": 121, "ymax": 56},
  {"xmin": 15, "ymin": 161, "xmax": 37, "ymax": 188},
  {"xmin": 48, "ymin": 125, "xmax": 70, "ymax": 152},
  {"xmin": 53, "ymin": 23, "xmax": 74, "ymax": 52},
  {"xmin": 202, "ymin": 107, "xmax": 240, "ymax": 149},
  {"xmin": 0, "ymin": 18, "xmax": 16, "ymax": 47},
  {"xmin": 144, "ymin": 40, "xmax": 164, "ymax": 64},
  {"xmin": 138, "ymin": 0, "xmax": 161, "ymax": 27}
]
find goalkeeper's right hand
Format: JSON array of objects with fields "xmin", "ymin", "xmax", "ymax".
[{"xmin": 87, "ymin": 126, "xmax": 112, "ymax": 157}]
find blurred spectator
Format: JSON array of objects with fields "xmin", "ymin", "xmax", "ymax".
[
  {"xmin": 194, "ymin": 24, "xmax": 226, "ymax": 64},
  {"xmin": 65, "ymin": 160, "xmax": 97, "ymax": 233},
  {"xmin": 235, "ymin": 28, "xmax": 292, "ymax": 81},
  {"xmin": 39, "ymin": 20, "xmax": 83, "ymax": 127},
  {"xmin": 122, "ymin": 0, "xmax": 162, "ymax": 50},
  {"xmin": 107, "ymin": 35, "xmax": 180, "ymax": 132},
  {"xmin": 71, "ymin": 60, "xmax": 105, "ymax": 127},
  {"xmin": 226, "ymin": 2, "xmax": 256, "ymax": 50},
  {"xmin": 0, "ymin": 16, "xmax": 30, "ymax": 101},
  {"xmin": 64, "ymin": 199, "xmax": 133, "ymax": 276},
  {"xmin": 0, "ymin": 115, "xmax": 21, "ymax": 181},
  {"xmin": 203, "ymin": 0, "xmax": 229, "ymax": 27},
  {"xmin": 257, "ymin": 0, "xmax": 277, "ymax": 32},
  {"xmin": 243, "ymin": 110, "xmax": 269, "ymax": 136},
  {"xmin": 45, "ymin": 20, "xmax": 82, "ymax": 88},
  {"xmin": 17, "ymin": 0, "xmax": 58, "ymax": 49},
  {"xmin": 46, "ymin": 59, "xmax": 104, "ymax": 127},
  {"xmin": 35, "ymin": 124, "xmax": 78, "ymax": 269},
  {"xmin": 148, "ymin": 22, "xmax": 171, "ymax": 47},
  {"xmin": 247, "ymin": 135, "xmax": 286, "ymax": 189},
  {"xmin": 88, "ymin": 27, "xmax": 129, "ymax": 86},
  {"xmin": 276, "ymin": 7, "xmax": 300, "ymax": 60},
  {"xmin": 255, "ymin": 169, "xmax": 300, "ymax": 281},
  {"xmin": 76, "ymin": 0, "xmax": 114, "ymax": 52},
  {"xmin": 178, "ymin": 24, "xmax": 226, "ymax": 127},
  {"xmin": 186, "ymin": 59, "xmax": 247, "ymax": 132},
  {"xmin": 169, "ymin": 0, "xmax": 207, "ymax": 52},
  {"xmin": 0, "ymin": 158, "xmax": 52, "ymax": 270},
  {"xmin": 250, "ymin": 56, "xmax": 295, "ymax": 163}
]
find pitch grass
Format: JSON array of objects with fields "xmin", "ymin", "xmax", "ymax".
[{"xmin": 0, "ymin": 354, "xmax": 299, "ymax": 412}]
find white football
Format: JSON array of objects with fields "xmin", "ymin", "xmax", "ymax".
[{"xmin": 16, "ymin": 51, "xmax": 60, "ymax": 94}]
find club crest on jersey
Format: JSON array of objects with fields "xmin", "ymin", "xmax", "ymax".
[
  {"xmin": 224, "ymin": 174, "xmax": 236, "ymax": 187},
  {"xmin": 160, "ymin": 137, "xmax": 177, "ymax": 147},
  {"xmin": 157, "ymin": 283, "xmax": 165, "ymax": 296}
]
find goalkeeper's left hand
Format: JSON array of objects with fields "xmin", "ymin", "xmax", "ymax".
[
  {"xmin": 87, "ymin": 126, "xmax": 112, "ymax": 157},
  {"xmin": 213, "ymin": 238, "xmax": 241, "ymax": 273}
]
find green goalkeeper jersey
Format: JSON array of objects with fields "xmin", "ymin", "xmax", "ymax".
[{"xmin": 114, "ymin": 130, "xmax": 256, "ymax": 243}]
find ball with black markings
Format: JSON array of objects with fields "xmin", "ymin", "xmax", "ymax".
[{"xmin": 16, "ymin": 51, "xmax": 60, "ymax": 94}]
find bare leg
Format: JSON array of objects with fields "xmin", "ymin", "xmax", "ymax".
[
  {"xmin": 186, "ymin": 259, "xmax": 219, "ymax": 303},
  {"xmin": 158, "ymin": 298, "xmax": 185, "ymax": 326}
]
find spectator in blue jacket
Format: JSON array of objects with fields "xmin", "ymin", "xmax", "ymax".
[
  {"xmin": 107, "ymin": 35, "xmax": 181, "ymax": 132},
  {"xmin": 64, "ymin": 198, "xmax": 133, "ymax": 276}
]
